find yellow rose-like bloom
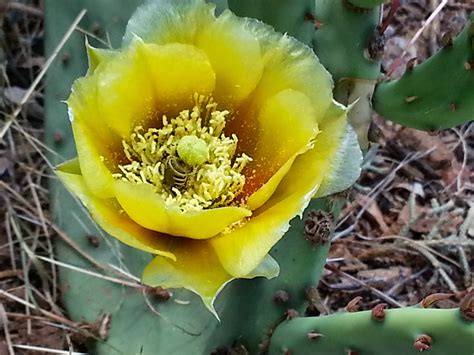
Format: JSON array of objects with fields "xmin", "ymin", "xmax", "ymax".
[{"xmin": 56, "ymin": 0, "xmax": 361, "ymax": 315}]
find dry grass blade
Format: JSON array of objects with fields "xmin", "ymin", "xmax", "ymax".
[
  {"xmin": 35, "ymin": 255, "xmax": 144, "ymax": 289},
  {"xmin": 0, "ymin": 303, "xmax": 15, "ymax": 355},
  {"xmin": 387, "ymin": 0, "xmax": 448, "ymax": 77},
  {"xmin": 2, "ymin": 2, "xmax": 43, "ymax": 17},
  {"xmin": 0, "ymin": 9, "xmax": 86, "ymax": 140}
]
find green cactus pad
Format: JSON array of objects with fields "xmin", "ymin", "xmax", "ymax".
[
  {"xmin": 269, "ymin": 308, "xmax": 474, "ymax": 355},
  {"xmin": 313, "ymin": 0, "xmax": 381, "ymax": 82},
  {"xmin": 228, "ymin": 0, "xmax": 316, "ymax": 46},
  {"xmin": 373, "ymin": 13, "xmax": 474, "ymax": 130}
]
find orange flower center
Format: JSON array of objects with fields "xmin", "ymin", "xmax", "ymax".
[{"xmin": 113, "ymin": 94, "xmax": 253, "ymax": 212}]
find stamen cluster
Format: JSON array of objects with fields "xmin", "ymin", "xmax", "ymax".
[{"xmin": 114, "ymin": 94, "xmax": 252, "ymax": 212}]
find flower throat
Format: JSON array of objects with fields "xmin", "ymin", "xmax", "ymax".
[{"xmin": 113, "ymin": 94, "xmax": 252, "ymax": 213}]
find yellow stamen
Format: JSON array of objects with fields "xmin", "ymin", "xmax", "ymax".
[{"xmin": 113, "ymin": 94, "xmax": 252, "ymax": 212}]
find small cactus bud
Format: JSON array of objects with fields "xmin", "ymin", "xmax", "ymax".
[
  {"xmin": 285, "ymin": 309, "xmax": 299, "ymax": 320},
  {"xmin": 273, "ymin": 290, "xmax": 290, "ymax": 305},
  {"xmin": 146, "ymin": 286, "xmax": 172, "ymax": 301},
  {"xmin": 86, "ymin": 234, "xmax": 100, "ymax": 248},
  {"xmin": 304, "ymin": 13, "xmax": 322, "ymax": 29},
  {"xmin": 413, "ymin": 334, "xmax": 432, "ymax": 352},
  {"xmin": 61, "ymin": 52, "xmax": 71, "ymax": 64},
  {"xmin": 371, "ymin": 303, "xmax": 387, "ymax": 321},
  {"xmin": 53, "ymin": 131, "xmax": 63, "ymax": 143}
]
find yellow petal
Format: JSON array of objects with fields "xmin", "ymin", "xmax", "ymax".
[
  {"xmin": 123, "ymin": 0, "xmax": 215, "ymax": 46},
  {"xmin": 114, "ymin": 181, "xmax": 251, "ymax": 239},
  {"xmin": 244, "ymin": 18, "xmax": 333, "ymax": 124},
  {"xmin": 243, "ymin": 89, "xmax": 318, "ymax": 203},
  {"xmin": 314, "ymin": 102, "xmax": 363, "ymax": 197},
  {"xmin": 68, "ymin": 75, "xmax": 119, "ymax": 198},
  {"xmin": 211, "ymin": 105, "xmax": 350, "ymax": 277},
  {"xmin": 246, "ymin": 155, "xmax": 297, "ymax": 211},
  {"xmin": 196, "ymin": 10, "xmax": 263, "ymax": 106},
  {"xmin": 142, "ymin": 240, "xmax": 279, "ymax": 317},
  {"xmin": 138, "ymin": 42, "xmax": 216, "ymax": 109},
  {"xmin": 85, "ymin": 39, "xmax": 116, "ymax": 74},
  {"xmin": 56, "ymin": 159, "xmax": 175, "ymax": 260},
  {"xmin": 142, "ymin": 240, "xmax": 231, "ymax": 318},
  {"xmin": 95, "ymin": 41, "xmax": 156, "ymax": 139}
]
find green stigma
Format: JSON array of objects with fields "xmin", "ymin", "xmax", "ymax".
[{"xmin": 177, "ymin": 135, "xmax": 208, "ymax": 166}]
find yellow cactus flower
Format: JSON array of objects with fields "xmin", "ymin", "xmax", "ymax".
[{"xmin": 56, "ymin": 0, "xmax": 362, "ymax": 315}]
